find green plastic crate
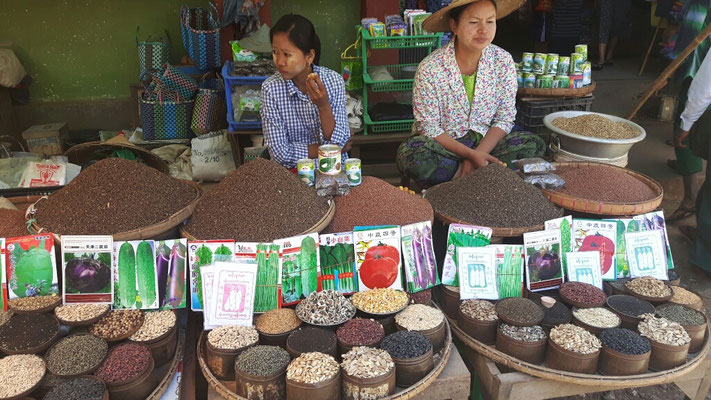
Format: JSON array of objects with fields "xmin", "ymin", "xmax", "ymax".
[
  {"xmin": 363, "ymin": 112, "xmax": 414, "ymax": 134},
  {"xmin": 361, "ymin": 28, "xmax": 442, "ymax": 49},
  {"xmin": 364, "ymin": 63, "xmax": 419, "ymax": 92}
]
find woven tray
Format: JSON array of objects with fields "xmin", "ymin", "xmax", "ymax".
[
  {"xmin": 433, "ymin": 207, "xmax": 564, "ymax": 238},
  {"xmin": 542, "ymin": 162, "xmax": 663, "ymax": 216},
  {"xmin": 27, "ymin": 180, "xmax": 203, "ymax": 243},
  {"xmin": 447, "ymin": 312, "xmax": 711, "ymax": 386},
  {"xmin": 64, "ymin": 140, "xmax": 170, "ymax": 175},
  {"xmin": 518, "ymin": 81, "xmax": 596, "ymax": 98},
  {"xmin": 198, "ymin": 311, "xmax": 453, "ymax": 400}
]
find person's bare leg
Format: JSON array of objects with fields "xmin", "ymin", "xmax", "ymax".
[
  {"xmin": 606, "ymin": 36, "xmax": 619, "ymax": 63},
  {"xmin": 670, "ymin": 173, "xmax": 700, "ymax": 220},
  {"xmin": 597, "ymin": 43, "xmax": 607, "ymax": 65}
]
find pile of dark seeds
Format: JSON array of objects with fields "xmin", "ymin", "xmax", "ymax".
[
  {"xmin": 94, "ymin": 343, "xmax": 151, "ymax": 383},
  {"xmin": 496, "ymin": 297, "xmax": 545, "ymax": 326},
  {"xmin": 337, "ymin": 318, "xmax": 385, "ymax": 346},
  {"xmin": 44, "ymin": 377, "xmax": 105, "ymax": 400},
  {"xmin": 324, "ymin": 176, "xmax": 434, "ymax": 233},
  {"xmin": 607, "ymin": 295, "xmax": 655, "ymax": 318},
  {"xmin": 46, "ymin": 335, "xmax": 108, "ymax": 376},
  {"xmin": 34, "ymin": 158, "xmax": 198, "ymax": 235},
  {"xmin": 0, "ymin": 313, "xmax": 57, "ymax": 351},
  {"xmin": 656, "ymin": 305, "xmax": 706, "ymax": 326},
  {"xmin": 555, "ymin": 166, "xmax": 657, "ymax": 203},
  {"xmin": 381, "ymin": 331, "xmax": 432, "ymax": 359},
  {"xmin": 0, "ymin": 209, "xmax": 28, "ymax": 237},
  {"xmin": 287, "ymin": 326, "xmax": 337, "ymax": 354},
  {"xmin": 409, "ymin": 289, "xmax": 432, "ymax": 305},
  {"xmin": 185, "ymin": 158, "xmax": 330, "ymax": 242},
  {"xmin": 425, "ymin": 164, "xmax": 561, "ymax": 228},
  {"xmin": 235, "ymin": 345, "xmax": 291, "ymax": 376},
  {"xmin": 600, "ymin": 328, "xmax": 651, "ymax": 355},
  {"xmin": 536, "ymin": 298, "xmax": 571, "ymax": 326},
  {"xmin": 560, "ymin": 282, "xmax": 606, "ymax": 305}
]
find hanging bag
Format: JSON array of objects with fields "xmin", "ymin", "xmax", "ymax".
[
  {"xmin": 180, "ymin": 3, "xmax": 221, "ymax": 71},
  {"xmin": 152, "ymin": 63, "xmax": 199, "ymax": 100},
  {"xmin": 140, "ymin": 79, "xmax": 195, "ymax": 141},
  {"xmin": 191, "ymin": 72, "xmax": 227, "ymax": 135},
  {"xmin": 136, "ymin": 26, "xmax": 171, "ymax": 75},
  {"xmin": 341, "ymin": 31, "xmax": 365, "ymax": 91}
]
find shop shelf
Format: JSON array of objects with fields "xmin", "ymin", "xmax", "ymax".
[
  {"xmin": 364, "ymin": 63, "xmax": 419, "ymax": 92},
  {"xmin": 363, "ymin": 111, "xmax": 414, "ymax": 134},
  {"xmin": 516, "ymin": 95, "xmax": 594, "ymax": 133},
  {"xmin": 360, "ymin": 27, "xmax": 443, "ymax": 49},
  {"xmin": 221, "ymin": 60, "xmax": 268, "ymax": 131}
]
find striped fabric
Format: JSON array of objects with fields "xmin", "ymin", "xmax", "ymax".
[{"xmin": 551, "ymin": 0, "xmax": 583, "ymax": 38}]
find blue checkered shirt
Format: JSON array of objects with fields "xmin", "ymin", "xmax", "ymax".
[{"xmin": 260, "ymin": 65, "xmax": 350, "ymax": 168}]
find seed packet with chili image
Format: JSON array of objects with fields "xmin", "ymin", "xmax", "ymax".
[{"xmin": 354, "ymin": 225, "xmax": 403, "ymax": 291}]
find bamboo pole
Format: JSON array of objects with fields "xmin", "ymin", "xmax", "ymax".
[
  {"xmin": 639, "ymin": 25, "xmax": 661, "ymax": 76},
  {"xmin": 626, "ymin": 23, "xmax": 711, "ymax": 120}
]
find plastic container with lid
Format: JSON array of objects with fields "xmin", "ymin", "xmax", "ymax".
[
  {"xmin": 598, "ymin": 345, "xmax": 650, "ymax": 375},
  {"xmin": 545, "ymin": 338, "xmax": 600, "ymax": 373},
  {"xmin": 495, "ymin": 327, "xmax": 547, "ymax": 365},
  {"xmin": 391, "ymin": 347, "xmax": 434, "ymax": 387},
  {"xmin": 286, "ymin": 370, "xmax": 341, "ymax": 400},
  {"xmin": 342, "ymin": 366, "xmax": 395, "ymax": 400}
]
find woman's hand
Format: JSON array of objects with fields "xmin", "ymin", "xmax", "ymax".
[
  {"xmin": 306, "ymin": 73, "xmax": 330, "ymax": 109},
  {"xmin": 467, "ymin": 148, "xmax": 501, "ymax": 169}
]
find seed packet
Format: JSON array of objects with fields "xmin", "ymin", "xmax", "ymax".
[
  {"xmin": 5, "ymin": 234, "xmax": 59, "ymax": 300},
  {"xmin": 0, "ymin": 238, "xmax": 5, "ymax": 310},
  {"xmin": 369, "ymin": 22, "xmax": 387, "ymax": 38},
  {"xmin": 401, "ymin": 221, "xmax": 440, "ymax": 293},
  {"xmin": 385, "ymin": 14, "xmax": 403, "ymax": 26},
  {"xmin": 253, "ymin": 243, "xmax": 279, "ymax": 313},
  {"xmin": 187, "ymin": 240, "xmax": 235, "ymax": 311},
  {"xmin": 572, "ymin": 219, "xmax": 618, "ymax": 281},
  {"xmin": 361, "ymin": 17, "xmax": 379, "ymax": 30},
  {"xmin": 61, "ymin": 235, "xmax": 114, "ymax": 305},
  {"xmin": 319, "ymin": 232, "xmax": 358, "ymax": 295},
  {"xmin": 612, "ymin": 218, "xmax": 639, "ymax": 278},
  {"xmin": 113, "ymin": 240, "xmax": 160, "ymax": 309},
  {"xmin": 545, "ymin": 216, "xmax": 573, "ymax": 277},
  {"xmin": 200, "ymin": 265, "xmax": 218, "ymax": 330},
  {"xmin": 625, "ymin": 230, "xmax": 668, "ymax": 280},
  {"xmin": 353, "ymin": 225, "xmax": 403, "ymax": 291},
  {"xmin": 457, "ymin": 246, "xmax": 498, "ymax": 300},
  {"xmin": 388, "ymin": 22, "xmax": 408, "ymax": 37},
  {"xmin": 207, "ymin": 261, "xmax": 257, "ymax": 327},
  {"xmin": 633, "ymin": 211, "xmax": 674, "ymax": 270},
  {"xmin": 155, "ymin": 239, "xmax": 188, "ymax": 309},
  {"xmin": 274, "ymin": 233, "xmax": 320, "ymax": 306},
  {"xmin": 490, "ymin": 245, "xmax": 524, "ymax": 298},
  {"xmin": 523, "ymin": 230, "xmax": 564, "ymax": 292},
  {"xmin": 234, "ymin": 243, "xmax": 259, "ymax": 264},
  {"xmin": 441, "ymin": 224, "xmax": 492, "ymax": 286},
  {"xmin": 411, "ymin": 13, "xmax": 432, "ymax": 36},
  {"xmin": 565, "ymin": 251, "xmax": 603, "ymax": 289}
]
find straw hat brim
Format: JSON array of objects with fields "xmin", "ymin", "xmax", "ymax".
[{"xmin": 423, "ymin": 0, "xmax": 526, "ymax": 32}]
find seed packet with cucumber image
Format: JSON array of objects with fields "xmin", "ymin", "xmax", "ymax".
[
  {"xmin": 612, "ymin": 218, "xmax": 639, "ymax": 278},
  {"xmin": 545, "ymin": 216, "xmax": 572, "ymax": 277},
  {"xmin": 62, "ymin": 235, "xmax": 114, "ymax": 305},
  {"xmin": 187, "ymin": 240, "xmax": 234, "ymax": 311},
  {"xmin": 155, "ymin": 239, "xmax": 188, "ymax": 309},
  {"xmin": 5, "ymin": 234, "xmax": 59, "ymax": 300},
  {"xmin": 572, "ymin": 219, "xmax": 618, "ymax": 281},
  {"xmin": 275, "ymin": 233, "xmax": 320, "ymax": 306},
  {"xmin": 633, "ymin": 211, "xmax": 674, "ymax": 270},
  {"xmin": 113, "ymin": 240, "xmax": 160, "ymax": 309},
  {"xmin": 490, "ymin": 245, "xmax": 524, "ymax": 298},
  {"xmin": 457, "ymin": 246, "xmax": 498, "ymax": 300},
  {"xmin": 441, "ymin": 224, "xmax": 492, "ymax": 286},
  {"xmin": 208, "ymin": 261, "xmax": 257, "ymax": 327},
  {"xmin": 401, "ymin": 221, "xmax": 439, "ymax": 293},
  {"xmin": 319, "ymin": 232, "xmax": 357, "ymax": 295},
  {"xmin": 354, "ymin": 225, "xmax": 403, "ymax": 291}
]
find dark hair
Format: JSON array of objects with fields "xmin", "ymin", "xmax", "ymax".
[
  {"xmin": 450, "ymin": 0, "xmax": 498, "ymax": 24},
  {"xmin": 270, "ymin": 14, "xmax": 322, "ymax": 65}
]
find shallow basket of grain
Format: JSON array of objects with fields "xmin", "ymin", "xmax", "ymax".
[{"xmin": 543, "ymin": 111, "xmax": 646, "ymax": 158}]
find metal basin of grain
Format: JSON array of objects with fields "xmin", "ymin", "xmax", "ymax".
[{"xmin": 543, "ymin": 111, "xmax": 646, "ymax": 158}]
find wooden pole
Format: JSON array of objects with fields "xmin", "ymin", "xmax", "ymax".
[
  {"xmin": 626, "ymin": 23, "xmax": 711, "ymax": 120},
  {"xmin": 639, "ymin": 25, "xmax": 661, "ymax": 76}
]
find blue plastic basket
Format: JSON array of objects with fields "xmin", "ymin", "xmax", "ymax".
[{"xmin": 221, "ymin": 61, "xmax": 270, "ymax": 131}]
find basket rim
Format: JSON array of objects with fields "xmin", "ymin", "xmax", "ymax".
[{"xmin": 518, "ymin": 81, "xmax": 596, "ymax": 98}]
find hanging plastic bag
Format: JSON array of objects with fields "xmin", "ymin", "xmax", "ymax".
[{"xmin": 341, "ymin": 30, "xmax": 365, "ymax": 91}]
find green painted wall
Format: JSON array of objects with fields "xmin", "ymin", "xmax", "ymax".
[{"xmin": 270, "ymin": 0, "xmax": 361, "ymax": 76}]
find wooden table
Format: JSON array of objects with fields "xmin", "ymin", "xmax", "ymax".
[
  {"xmin": 458, "ymin": 342, "xmax": 711, "ymax": 400},
  {"xmin": 206, "ymin": 344, "xmax": 471, "ymax": 400}
]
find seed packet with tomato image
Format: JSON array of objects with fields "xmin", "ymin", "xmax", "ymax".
[
  {"xmin": 401, "ymin": 221, "xmax": 439, "ymax": 293},
  {"xmin": 572, "ymin": 219, "xmax": 618, "ymax": 281},
  {"xmin": 5, "ymin": 234, "xmax": 59, "ymax": 300},
  {"xmin": 353, "ymin": 225, "xmax": 403, "ymax": 291}
]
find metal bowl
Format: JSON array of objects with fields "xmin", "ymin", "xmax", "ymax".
[{"xmin": 543, "ymin": 111, "xmax": 646, "ymax": 158}]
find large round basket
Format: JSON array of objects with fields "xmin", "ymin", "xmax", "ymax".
[
  {"xmin": 447, "ymin": 313, "xmax": 711, "ymax": 387},
  {"xmin": 431, "ymin": 207, "xmax": 564, "ymax": 238},
  {"xmin": 197, "ymin": 316, "xmax": 453, "ymax": 399},
  {"xmin": 180, "ymin": 199, "xmax": 336, "ymax": 241},
  {"xmin": 64, "ymin": 141, "xmax": 170, "ymax": 175},
  {"xmin": 518, "ymin": 81, "xmax": 596, "ymax": 98},
  {"xmin": 26, "ymin": 180, "xmax": 203, "ymax": 243},
  {"xmin": 541, "ymin": 162, "xmax": 663, "ymax": 216}
]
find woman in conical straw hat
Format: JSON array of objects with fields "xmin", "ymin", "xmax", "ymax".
[{"xmin": 396, "ymin": 0, "xmax": 545, "ymax": 189}]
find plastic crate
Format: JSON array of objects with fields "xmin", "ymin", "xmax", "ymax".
[
  {"xmin": 361, "ymin": 28, "xmax": 442, "ymax": 49},
  {"xmin": 364, "ymin": 63, "xmax": 419, "ymax": 92},
  {"xmin": 363, "ymin": 111, "xmax": 414, "ymax": 134},
  {"xmin": 516, "ymin": 95, "xmax": 594, "ymax": 133},
  {"xmin": 221, "ymin": 61, "xmax": 269, "ymax": 131}
]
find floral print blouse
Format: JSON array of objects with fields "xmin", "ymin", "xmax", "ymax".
[{"xmin": 412, "ymin": 40, "xmax": 517, "ymax": 139}]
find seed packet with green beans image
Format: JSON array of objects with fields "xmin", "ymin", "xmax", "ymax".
[
  {"xmin": 187, "ymin": 240, "xmax": 234, "ymax": 311},
  {"xmin": 156, "ymin": 239, "xmax": 188, "ymax": 309},
  {"xmin": 62, "ymin": 235, "xmax": 114, "ymax": 305},
  {"xmin": 441, "ymin": 224, "xmax": 492, "ymax": 286},
  {"xmin": 401, "ymin": 221, "xmax": 440, "ymax": 293},
  {"xmin": 490, "ymin": 245, "xmax": 524, "ymax": 298},
  {"xmin": 275, "ymin": 233, "xmax": 320, "ymax": 306},
  {"xmin": 319, "ymin": 232, "xmax": 357, "ymax": 295},
  {"xmin": 113, "ymin": 240, "xmax": 159, "ymax": 309},
  {"xmin": 254, "ymin": 243, "xmax": 279, "ymax": 313},
  {"xmin": 6, "ymin": 234, "xmax": 59, "ymax": 300}
]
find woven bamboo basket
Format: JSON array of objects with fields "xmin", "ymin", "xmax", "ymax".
[
  {"xmin": 432, "ymin": 207, "xmax": 564, "ymax": 238},
  {"xmin": 64, "ymin": 141, "xmax": 170, "ymax": 175},
  {"xmin": 180, "ymin": 200, "xmax": 336, "ymax": 241},
  {"xmin": 7, "ymin": 195, "xmax": 43, "ymax": 215},
  {"xmin": 542, "ymin": 162, "xmax": 663, "ymax": 216},
  {"xmin": 146, "ymin": 329, "xmax": 185, "ymax": 400},
  {"xmin": 26, "ymin": 180, "xmax": 203, "ymax": 244},
  {"xmin": 518, "ymin": 82, "xmax": 596, "ymax": 98},
  {"xmin": 447, "ymin": 313, "xmax": 711, "ymax": 386},
  {"xmin": 197, "ymin": 316, "xmax": 452, "ymax": 400}
]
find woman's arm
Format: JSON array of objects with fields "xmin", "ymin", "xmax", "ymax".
[
  {"xmin": 488, "ymin": 52, "xmax": 518, "ymax": 135},
  {"xmin": 306, "ymin": 73, "xmax": 337, "ymax": 140}
]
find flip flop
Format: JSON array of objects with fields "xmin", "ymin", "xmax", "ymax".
[
  {"xmin": 679, "ymin": 225, "xmax": 697, "ymax": 243},
  {"xmin": 667, "ymin": 205, "xmax": 695, "ymax": 222},
  {"xmin": 592, "ymin": 63, "xmax": 604, "ymax": 71},
  {"xmin": 665, "ymin": 139, "xmax": 674, "ymax": 147},
  {"xmin": 667, "ymin": 159, "xmax": 678, "ymax": 171}
]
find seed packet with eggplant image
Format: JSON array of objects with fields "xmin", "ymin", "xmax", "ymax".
[
  {"xmin": 401, "ymin": 221, "xmax": 439, "ymax": 293},
  {"xmin": 523, "ymin": 230, "xmax": 563, "ymax": 292},
  {"xmin": 113, "ymin": 240, "xmax": 160, "ymax": 309},
  {"xmin": 208, "ymin": 261, "xmax": 257, "ymax": 326},
  {"xmin": 155, "ymin": 239, "xmax": 188, "ymax": 309},
  {"xmin": 457, "ymin": 246, "xmax": 498, "ymax": 300},
  {"xmin": 5, "ymin": 234, "xmax": 59, "ymax": 300},
  {"xmin": 353, "ymin": 225, "xmax": 403, "ymax": 291},
  {"xmin": 545, "ymin": 216, "xmax": 573, "ymax": 277},
  {"xmin": 441, "ymin": 224, "xmax": 492, "ymax": 286},
  {"xmin": 187, "ymin": 240, "xmax": 235, "ymax": 311},
  {"xmin": 274, "ymin": 233, "xmax": 320, "ymax": 306},
  {"xmin": 633, "ymin": 211, "xmax": 674, "ymax": 270},
  {"xmin": 572, "ymin": 219, "xmax": 618, "ymax": 281},
  {"xmin": 319, "ymin": 232, "xmax": 358, "ymax": 295},
  {"xmin": 489, "ymin": 245, "xmax": 524, "ymax": 299},
  {"xmin": 62, "ymin": 235, "xmax": 114, "ymax": 305}
]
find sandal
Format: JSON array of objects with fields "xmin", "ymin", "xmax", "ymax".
[
  {"xmin": 666, "ymin": 159, "xmax": 678, "ymax": 171},
  {"xmin": 665, "ymin": 139, "xmax": 674, "ymax": 147},
  {"xmin": 592, "ymin": 63, "xmax": 604, "ymax": 71},
  {"xmin": 679, "ymin": 225, "xmax": 697, "ymax": 243},
  {"xmin": 667, "ymin": 204, "xmax": 695, "ymax": 222}
]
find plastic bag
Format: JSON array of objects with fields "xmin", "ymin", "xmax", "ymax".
[
  {"xmin": 315, "ymin": 171, "xmax": 350, "ymax": 197},
  {"xmin": 514, "ymin": 158, "xmax": 555, "ymax": 174},
  {"xmin": 191, "ymin": 131, "xmax": 236, "ymax": 182},
  {"xmin": 524, "ymin": 173, "xmax": 565, "ymax": 190}
]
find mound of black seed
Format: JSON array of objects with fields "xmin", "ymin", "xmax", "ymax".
[
  {"xmin": 601, "ymin": 328, "xmax": 651, "ymax": 355},
  {"xmin": 381, "ymin": 331, "xmax": 431, "ymax": 359}
]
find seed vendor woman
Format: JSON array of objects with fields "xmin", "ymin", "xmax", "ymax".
[
  {"xmin": 261, "ymin": 14, "xmax": 350, "ymax": 168},
  {"xmin": 396, "ymin": 0, "xmax": 545, "ymax": 189}
]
